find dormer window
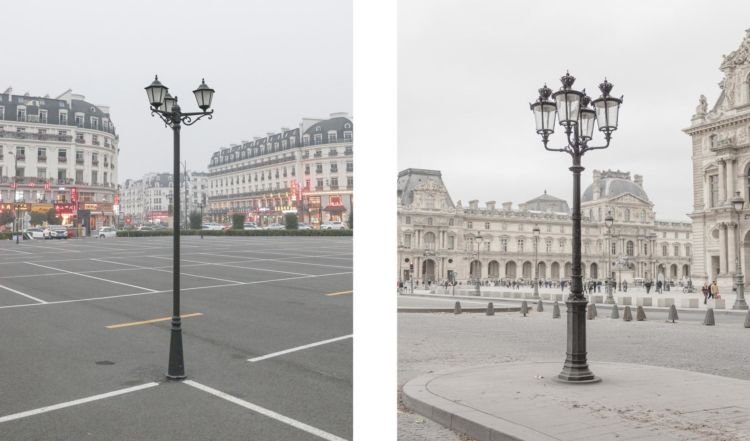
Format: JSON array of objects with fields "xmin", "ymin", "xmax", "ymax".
[
  {"xmin": 91, "ymin": 117, "xmax": 99, "ymax": 130},
  {"xmin": 75, "ymin": 114, "xmax": 84, "ymax": 128},
  {"xmin": 314, "ymin": 133, "xmax": 323, "ymax": 145},
  {"xmin": 17, "ymin": 106, "xmax": 26, "ymax": 122},
  {"xmin": 328, "ymin": 131, "xmax": 338, "ymax": 142},
  {"xmin": 343, "ymin": 131, "xmax": 352, "ymax": 140},
  {"xmin": 59, "ymin": 110, "xmax": 68, "ymax": 125}
]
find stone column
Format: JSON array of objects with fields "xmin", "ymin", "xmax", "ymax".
[
  {"xmin": 728, "ymin": 158, "xmax": 736, "ymax": 199},
  {"xmin": 729, "ymin": 222, "xmax": 737, "ymax": 275},
  {"xmin": 720, "ymin": 223, "xmax": 728, "ymax": 274},
  {"xmin": 719, "ymin": 159, "xmax": 727, "ymax": 204}
]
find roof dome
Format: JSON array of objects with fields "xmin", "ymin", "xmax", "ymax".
[{"xmin": 582, "ymin": 177, "xmax": 649, "ymax": 202}]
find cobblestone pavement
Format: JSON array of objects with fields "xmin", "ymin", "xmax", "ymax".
[{"xmin": 398, "ymin": 307, "xmax": 750, "ymax": 440}]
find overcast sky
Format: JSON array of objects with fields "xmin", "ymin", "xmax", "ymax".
[
  {"xmin": 3, "ymin": 0, "xmax": 351, "ymax": 181},
  {"xmin": 398, "ymin": 0, "xmax": 750, "ymax": 221}
]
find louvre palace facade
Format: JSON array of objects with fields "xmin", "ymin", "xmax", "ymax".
[
  {"xmin": 686, "ymin": 29, "xmax": 750, "ymax": 290},
  {"xmin": 397, "ymin": 168, "xmax": 692, "ymax": 285}
]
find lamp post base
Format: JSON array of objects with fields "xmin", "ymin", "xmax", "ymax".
[
  {"xmin": 557, "ymin": 298, "xmax": 600, "ymax": 384},
  {"xmin": 166, "ymin": 319, "xmax": 186, "ymax": 381}
]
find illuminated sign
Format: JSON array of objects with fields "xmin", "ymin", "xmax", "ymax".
[
  {"xmin": 55, "ymin": 203, "xmax": 76, "ymax": 215},
  {"xmin": 70, "ymin": 187, "xmax": 78, "ymax": 202}
]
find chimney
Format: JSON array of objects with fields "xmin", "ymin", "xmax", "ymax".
[
  {"xmin": 634, "ymin": 174, "xmax": 643, "ymax": 188},
  {"xmin": 502, "ymin": 202, "xmax": 512, "ymax": 211},
  {"xmin": 469, "ymin": 200, "xmax": 479, "ymax": 210},
  {"xmin": 592, "ymin": 170, "xmax": 601, "ymax": 200},
  {"xmin": 281, "ymin": 127, "xmax": 289, "ymax": 133},
  {"xmin": 486, "ymin": 201, "xmax": 496, "ymax": 211}
]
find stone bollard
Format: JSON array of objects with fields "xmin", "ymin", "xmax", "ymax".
[
  {"xmin": 610, "ymin": 304, "xmax": 620, "ymax": 319},
  {"xmin": 486, "ymin": 302, "xmax": 495, "ymax": 316},
  {"xmin": 745, "ymin": 310, "xmax": 750, "ymax": 328},
  {"xmin": 536, "ymin": 299, "xmax": 544, "ymax": 312},
  {"xmin": 587, "ymin": 303, "xmax": 597, "ymax": 320},
  {"xmin": 703, "ymin": 308, "xmax": 715, "ymax": 326},
  {"xmin": 636, "ymin": 305, "xmax": 647, "ymax": 321},
  {"xmin": 667, "ymin": 304, "xmax": 679, "ymax": 323},
  {"xmin": 552, "ymin": 301, "xmax": 561, "ymax": 319},
  {"xmin": 520, "ymin": 301, "xmax": 529, "ymax": 317},
  {"xmin": 454, "ymin": 301, "xmax": 462, "ymax": 315},
  {"xmin": 623, "ymin": 305, "xmax": 633, "ymax": 322}
]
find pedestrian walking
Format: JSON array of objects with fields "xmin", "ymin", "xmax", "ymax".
[
  {"xmin": 710, "ymin": 280, "xmax": 719, "ymax": 300},
  {"xmin": 702, "ymin": 281, "xmax": 710, "ymax": 304}
]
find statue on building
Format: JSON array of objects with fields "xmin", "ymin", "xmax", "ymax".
[{"xmin": 695, "ymin": 94, "xmax": 708, "ymax": 116}]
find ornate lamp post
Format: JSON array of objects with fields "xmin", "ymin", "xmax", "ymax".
[
  {"xmin": 530, "ymin": 72, "xmax": 622, "ymax": 383},
  {"xmin": 145, "ymin": 75, "xmax": 215, "ymax": 380},
  {"xmin": 604, "ymin": 211, "xmax": 615, "ymax": 303},
  {"xmin": 533, "ymin": 225, "xmax": 541, "ymax": 298},
  {"xmin": 731, "ymin": 192, "xmax": 749, "ymax": 309},
  {"xmin": 474, "ymin": 233, "xmax": 483, "ymax": 295}
]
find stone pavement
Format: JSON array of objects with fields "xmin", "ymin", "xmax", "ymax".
[{"xmin": 403, "ymin": 361, "xmax": 750, "ymax": 441}]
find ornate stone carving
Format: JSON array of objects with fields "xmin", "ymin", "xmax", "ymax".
[{"xmin": 720, "ymin": 29, "xmax": 750, "ymax": 70}]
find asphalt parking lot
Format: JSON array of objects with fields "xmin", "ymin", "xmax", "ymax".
[{"xmin": 0, "ymin": 235, "xmax": 352, "ymax": 440}]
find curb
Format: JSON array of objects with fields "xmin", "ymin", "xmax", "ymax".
[{"xmin": 402, "ymin": 365, "xmax": 556, "ymax": 441}]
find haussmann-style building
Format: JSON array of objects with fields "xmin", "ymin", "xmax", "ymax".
[
  {"xmin": 0, "ymin": 88, "xmax": 119, "ymax": 230},
  {"xmin": 207, "ymin": 113, "xmax": 353, "ymax": 227}
]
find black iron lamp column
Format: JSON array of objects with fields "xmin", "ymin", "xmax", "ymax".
[
  {"xmin": 731, "ymin": 192, "xmax": 749, "ymax": 309},
  {"xmin": 145, "ymin": 75, "xmax": 215, "ymax": 380},
  {"xmin": 533, "ymin": 225, "xmax": 541, "ymax": 298},
  {"xmin": 604, "ymin": 211, "xmax": 615, "ymax": 304},
  {"xmin": 530, "ymin": 72, "xmax": 622, "ymax": 383},
  {"xmin": 200, "ymin": 195, "xmax": 206, "ymax": 239},
  {"xmin": 474, "ymin": 234, "xmax": 483, "ymax": 295}
]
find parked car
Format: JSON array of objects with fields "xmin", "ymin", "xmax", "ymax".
[
  {"xmin": 137, "ymin": 225, "xmax": 154, "ymax": 231},
  {"xmin": 297, "ymin": 223, "xmax": 312, "ymax": 230},
  {"xmin": 49, "ymin": 226, "xmax": 68, "ymax": 239},
  {"xmin": 265, "ymin": 223, "xmax": 286, "ymax": 230},
  {"xmin": 320, "ymin": 221, "xmax": 347, "ymax": 230},
  {"xmin": 97, "ymin": 226, "xmax": 117, "ymax": 239},
  {"xmin": 202, "ymin": 223, "xmax": 224, "ymax": 231},
  {"xmin": 25, "ymin": 228, "xmax": 46, "ymax": 240},
  {"xmin": 243, "ymin": 222, "xmax": 261, "ymax": 230}
]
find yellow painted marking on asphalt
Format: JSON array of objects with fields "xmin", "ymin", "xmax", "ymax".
[
  {"xmin": 325, "ymin": 290, "xmax": 352, "ymax": 297},
  {"xmin": 106, "ymin": 313, "xmax": 203, "ymax": 329}
]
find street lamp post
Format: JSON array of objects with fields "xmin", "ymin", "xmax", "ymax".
[
  {"xmin": 731, "ymin": 191, "xmax": 749, "ymax": 309},
  {"xmin": 145, "ymin": 75, "xmax": 215, "ymax": 380},
  {"xmin": 474, "ymin": 234, "xmax": 483, "ymax": 295},
  {"xmin": 533, "ymin": 225, "xmax": 541, "ymax": 298},
  {"xmin": 10, "ymin": 152, "xmax": 20, "ymax": 244},
  {"xmin": 530, "ymin": 72, "xmax": 622, "ymax": 383},
  {"xmin": 200, "ymin": 195, "xmax": 205, "ymax": 239},
  {"xmin": 604, "ymin": 211, "xmax": 615, "ymax": 303}
]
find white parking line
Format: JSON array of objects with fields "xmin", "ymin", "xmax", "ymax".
[
  {"xmin": 152, "ymin": 256, "xmax": 314, "ymax": 277},
  {"xmin": 183, "ymin": 380, "xmax": 347, "ymax": 441},
  {"xmin": 25, "ymin": 262, "xmax": 159, "ymax": 293},
  {"xmin": 91, "ymin": 258, "xmax": 245, "ymax": 284},
  {"xmin": 248, "ymin": 334, "xmax": 353, "ymax": 362},
  {"xmin": 0, "ymin": 283, "xmax": 48, "ymax": 304},
  {"xmin": 0, "ymin": 382, "xmax": 159, "ymax": 424},
  {"xmin": 0, "ymin": 271, "xmax": 353, "ymax": 310}
]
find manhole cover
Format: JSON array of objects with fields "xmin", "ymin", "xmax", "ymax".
[{"xmin": 95, "ymin": 360, "xmax": 115, "ymax": 365}]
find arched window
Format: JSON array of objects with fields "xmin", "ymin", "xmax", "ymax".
[{"xmin": 626, "ymin": 241, "xmax": 634, "ymax": 256}]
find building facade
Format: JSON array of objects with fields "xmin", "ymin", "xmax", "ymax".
[
  {"xmin": 686, "ymin": 29, "xmax": 750, "ymax": 289},
  {"xmin": 397, "ymin": 168, "xmax": 692, "ymax": 285},
  {"xmin": 0, "ymin": 88, "xmax": 119, "ymax": 228},
  {"xmin": 206, "ymin": 113, "xmax": 353, "ymax": 227},
  {"xmin": 121, "ymin": 171, "xmax": 209, "ymax": 226}
]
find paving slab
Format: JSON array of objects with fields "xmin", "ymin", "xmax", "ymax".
[{"xmin": 403, "ymin": 361, "xmax": 750, "ymax": 441}]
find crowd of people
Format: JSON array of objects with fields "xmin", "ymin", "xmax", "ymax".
[{"xmin": 398, "ymin": 277, "xmax": 696, "ymax": 295}]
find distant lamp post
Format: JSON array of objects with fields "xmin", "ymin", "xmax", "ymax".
[
  {"xmin": 533, "ymin": 225, "xmax": 541, "ymax": 298},
  {"xmin": 200, "ymin": 195, "xmax": 206, "ymax": 239},
  {"xmin": 145, "ymin": 75, "xmax": 215, "ymax": 380},
  {"xmin": 604, "ymin": 211, "xmax": 615, "ymax": 304},
  {"xmin": 474, "ymin": 234, "xmax": 483, "ymax": 295},
  {"xmin": 530, "ymin": 72, "xmax": 622, "ymax": 383},
  {"xmin": 731, "ymin": 191, "xmax": 748, "ymax": 310}
]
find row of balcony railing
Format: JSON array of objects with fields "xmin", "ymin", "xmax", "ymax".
[{"xmin": 7, "ymin": 115, "xmax": 117, "ymax": 135}]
